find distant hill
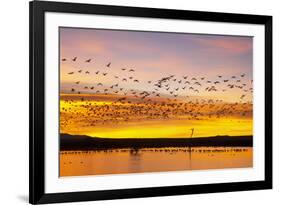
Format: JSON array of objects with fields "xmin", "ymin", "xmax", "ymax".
[{"xmin": 60, "ymin": 133, "xmax": 253, "ymax": 150}]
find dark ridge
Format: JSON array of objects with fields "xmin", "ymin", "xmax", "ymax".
[{"xmin": 60, "ymin": 133, "xmax": 253, "ymax": 151}]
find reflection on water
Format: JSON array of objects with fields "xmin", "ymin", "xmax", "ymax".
[{"xmin": 60, "ymin": 147, "xmax": 252, "ymax": 177}]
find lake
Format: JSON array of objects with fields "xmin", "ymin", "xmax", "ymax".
[{"xmin": 60, "ymin": 147, "xmax": 252, "ymax": 177}]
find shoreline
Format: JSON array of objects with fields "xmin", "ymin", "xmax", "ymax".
[{"xmin": 60, "ymin": 133, "xmax": 253, "ymax": 151}]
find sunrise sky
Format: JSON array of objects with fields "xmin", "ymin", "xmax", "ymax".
[
  {"xmin": 59, "ymin": 27, "xmax": 253, "ymax": 138},
  {"xmin": 60, "ymin": 27, "xmax": 253, "ymax": 103}
]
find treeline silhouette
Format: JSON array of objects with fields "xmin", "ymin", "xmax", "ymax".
[{"xmin": 60, "ymin": 133, "xmax": 253, "ymax": 151}]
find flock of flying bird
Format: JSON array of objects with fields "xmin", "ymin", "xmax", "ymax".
[{"xmin": 60, "ymin": 57, "xmax": 253, "ymax": 130}]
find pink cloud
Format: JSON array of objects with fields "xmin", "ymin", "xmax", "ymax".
[{"xmin": 195, "ymin": 37, "xmax": 252, "ymax": 54}]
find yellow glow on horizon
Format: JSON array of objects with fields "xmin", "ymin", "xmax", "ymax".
[
  {"xmin": 60, "ymin": 94, "xmax": 253, "ymax": 139},
  {"xmin": 90, "ymin": 118, "xmax": 252, "ymax": 138}
]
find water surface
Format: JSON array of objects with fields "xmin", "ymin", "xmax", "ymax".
[{"xmin": 60, "ymin": 147, "xmax": 252, "ymax": 176}]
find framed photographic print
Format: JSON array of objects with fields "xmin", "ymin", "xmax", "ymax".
[{"xmin": 29, "ymin": 0, "xmax": 272, "ymax": 204}]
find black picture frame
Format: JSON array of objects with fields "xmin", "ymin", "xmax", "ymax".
[{"xmin": 29, "ymin": 1, "xmax": 272, "ymax": 204}]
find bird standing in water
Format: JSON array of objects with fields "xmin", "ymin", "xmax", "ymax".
[{"xmin": 190, "ymin": 128, "xmax": 194, "ymax": 138}]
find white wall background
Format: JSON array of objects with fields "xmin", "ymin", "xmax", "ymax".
[{"xmin": 0, "ymin": 0, "xmax": 279, "ymax": 204}]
